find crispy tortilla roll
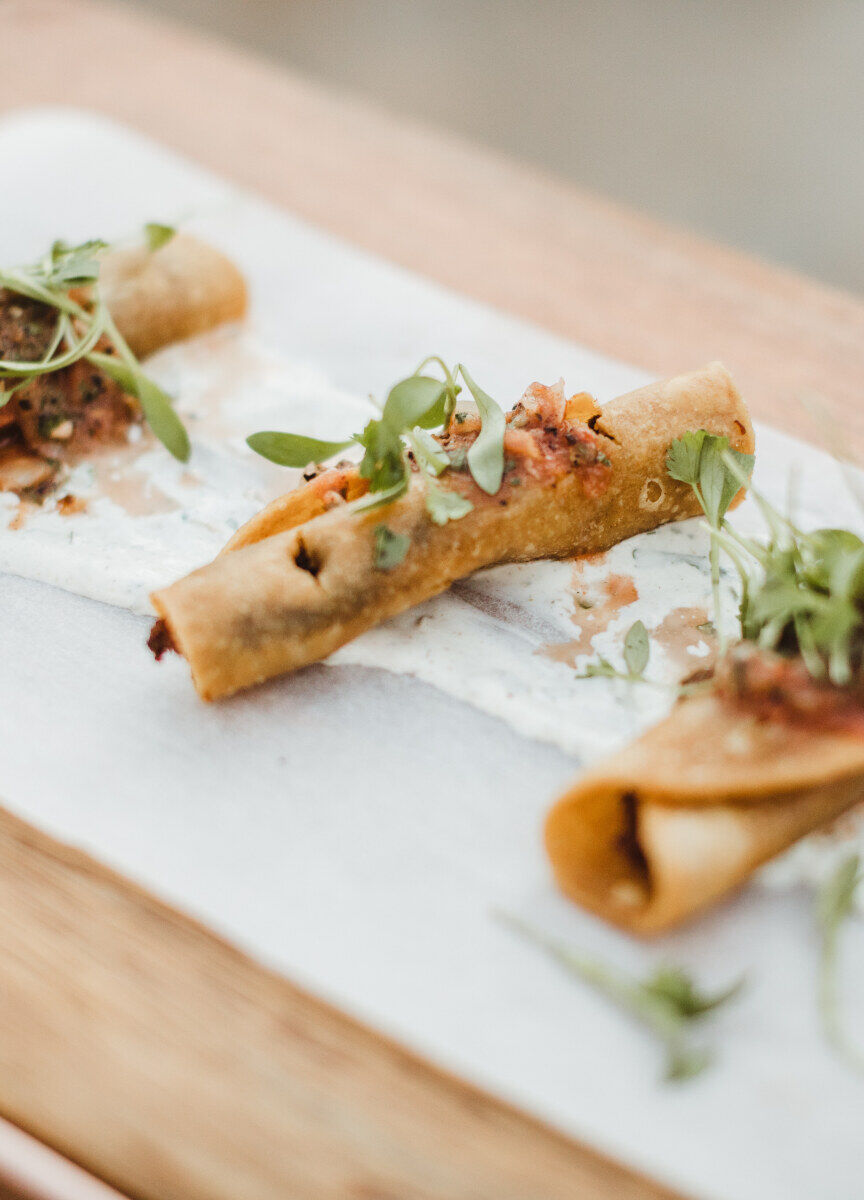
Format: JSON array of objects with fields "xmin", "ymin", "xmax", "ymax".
[
  {"xmin": 0, "ymin": 233, "xmax": 247, "ymax": 493},
  {"xmin": 545, "ymin": 690, "xmax": 864, "ymax": 935},
  {"xmin": 101, "ymin": 233, "xmax": 247, "ymax": 358},
  {"xmin": 151, "ymin": 363, "xmax": 752, "ymax": 700}
]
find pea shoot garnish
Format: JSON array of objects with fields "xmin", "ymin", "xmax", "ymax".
[
  {"xmin": 816, "ymin": 853, "xmax": 863, "ymax": 1072},
  {"xmin": 666, "ymin": 431, "xmax": 755, "ymax": 650},
  {"xmin": 580, "ymin": 618, "xmax": 651, "ymax": 682},
  {"xmin": 499, "ymin": 911, "xmax": 743, "ymax": 1082},
  {"xmin": 248, "ymin": 359, "xmax": 509, "ymax": 563},
  {"xmin": 0, "ymin": 227, "xmax": 190, "ymax": 462}
]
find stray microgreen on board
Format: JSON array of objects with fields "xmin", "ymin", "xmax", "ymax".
[
  {"xmin": 816, "ymin": 854, "xmax": 864, "ymax": 1073},
  {"xmin": 498, "ymin": 912, "xmax": 743, "ymax": 1082},
  {"xmin": 579, "ymin": 619, "xmax": 652, "ymax": 684},
  {"xmin": 0, "ymin": 226, "xmax": 189, "ymax": 460}
]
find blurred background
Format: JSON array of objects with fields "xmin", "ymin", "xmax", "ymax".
[{"xmin": 126, "ymin": 0, "xmax": 863, "ymax": 294}]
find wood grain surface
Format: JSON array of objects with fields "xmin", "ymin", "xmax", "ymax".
[
  {"xmin": 0, "ymin": 1, "xmax": 863, "ymax": 1198},
  {"xmin": 0, "ymin": 805, "xmax": 679, "ymax": 1200}
]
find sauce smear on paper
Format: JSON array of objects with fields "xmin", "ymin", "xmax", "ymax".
[
  {"xmin": 652, "ymin": 605, "xmax": 714, "ymax": 674},
  {"xmin": 543, "ymin": 562, "xmax": 639, "ymax": 666}
]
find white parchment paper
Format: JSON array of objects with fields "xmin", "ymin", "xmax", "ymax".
[{"xmin": 0, "ymin": 109, "xmax": 861, "ymax": 1200}]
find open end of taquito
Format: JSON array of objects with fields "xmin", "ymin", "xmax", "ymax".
[{"xmin": 545, "ymin": 692, "xmax": 864, "ymax": 934}]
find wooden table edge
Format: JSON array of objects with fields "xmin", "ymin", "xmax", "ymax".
[{"xmin": 0, "ymin": 803, "xmax": 683, "ymax": 1200}]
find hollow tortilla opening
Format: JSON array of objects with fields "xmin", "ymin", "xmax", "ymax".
[{"xmin": 545, "ymin": 785, "xmax": 653, "ymax": 918}]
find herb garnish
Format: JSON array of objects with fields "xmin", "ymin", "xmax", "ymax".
[
  {"xmin": 460, "ymin": 363, "xmax": 505, "ymax": 495},
  {"xmin": 0, "ymin": 228, "xmax": 189, "ymax": 461},
  {"xmin": 666, "ymin": 431, "xmax": 755, "ymax": 650},
  {"xmin": 816, "ymin": 853, "xmax": 863, "ymax": 1072},
  {"xmin": 247, "ymin": 360, "xmax": 509, "ymax": 547},
  {"xmin": 499, "ymin": 912, "xmax": 743, "ymax": 1081},
  {"xmin": 580, "ymin": 619, "xmax": 652, "ymax": 682},
  {"xmin": 671, "ymin": 438, "xmax": 864, "ymax": 687},
  {"xmin": 373, "ymin": 524, "xmax": 410, "ymax": 570},
  {"xmin": 246, "ymin": 432, "xmax": 354, "ymax": 467}
]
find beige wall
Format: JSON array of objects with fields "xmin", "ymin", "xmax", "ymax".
[{"xmin": 125, "ymin": 0, "xmax": 864, "ymax": 294}]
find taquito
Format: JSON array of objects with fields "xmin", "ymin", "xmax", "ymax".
[
  {"xmin": 0, "ymin": 233, "xmax": 246, "ymax": 491},
  {"xmin": 150, "ymin": 362, "xmax": 753, "ymax": 700},
  {"xmin": 100, "ymin": 233, "xmax": 247, "ymax": 359},
  {"xmin": 545, "ymin": 667, "xmax": 864, "ymax": 935}
]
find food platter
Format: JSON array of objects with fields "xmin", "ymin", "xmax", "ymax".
[{"xmin": 1, "ymin": 108, "xmax": 862, "ymax": 1200}]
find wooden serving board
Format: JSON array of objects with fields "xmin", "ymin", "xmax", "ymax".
[{"xmin": 1, "ymin": 5, "xmax": 863, "ymax": 1200}]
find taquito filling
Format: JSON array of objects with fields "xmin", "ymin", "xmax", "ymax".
[
  {"xmin": 0, "ymin": 227, "xmax": 225, "ymax": 499},
  {"xmin": 715, "ymin": 644, "xmax": 864, "ymax": 735},
  {"xmin": 434, "ymin": 379, "xmax": 611, "ymax": 500},
  {"xmin": 0, "ymin": 289, "xmax": 136, "ymax": 495}
]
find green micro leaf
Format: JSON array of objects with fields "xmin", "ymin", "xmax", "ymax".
[
  {"xmin": 666, "ymin": 430, "xmax": 754, "ymax": 528},
  {"xmin": 816, "ymin": 854, "xmax": 864, "ymax": 1073},
  {"xmin": 665, "ymin": 429, "xmax": 707, "ymax": 488},
  {"xmin": 382, "ymin": 375, "xmax": 448, "ymax": 432},
  {"xmin": 373, "ymin": 524, "xmax": 410, "ymax": 570},
  {"xmin": 498, "ymin": 912, "xmax": 742, "ymax": 1083},
  {"xmin": 144, "ymin": 222, "xmax": 176, "ymax": 252},
  {"xmin": 408, "ymin": 427, "xmax": 449, "ymax": 477},
  {"xmin": 623, "ymin": 619, "xmax": 650, "ymax": 678},
  {"xmin": 353, "ymin": 478, "xmax": 409, "ymax": 513},
  {"xmin": 246, "ymin": 431, "xmax": 354, "ymax": 468},
  {"xmin": 424, "ymin": 478, "xmax": 473, "ymax": 525},
  {"xmin": 356, "ymin": 416, "xmax": 408, "ymax": 493},
  {"xmin": 459, "ymin": 364, "xmax": 505, "ymax": 495},
  {"xmin": 88, "ymin": 351, "xmax": 190, "ymax": 462},
  {"xmin": 666, "ymin": 431, "xmax": 754, "ymax": 648}
]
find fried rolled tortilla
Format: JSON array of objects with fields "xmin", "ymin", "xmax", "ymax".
[
  {"xmin": 150, "ymin": 362, "xmax": 752, "ymax": 700},
  {"xmin": 545, "ymin": 677, "xmax": 864, "ymax": 935},
  {"xmin": 100, "ymin": 233, "xmax": 247, "ymax": 359},
  {"xmin": 0, "ymin": 233, "xmax": 246, "ymax": 493}
]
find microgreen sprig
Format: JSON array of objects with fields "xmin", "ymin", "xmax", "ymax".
[
  {"xmin": 816, "ymin": 853, "xmax": 864, "ymax": 1073},
  {"xmin": 579, "ymin": 619, "xmax": 652, "ymax": 682},
  {"xmin": 247, "ymin": 360, "xmax": 509, "ymax": 532},
  {"xmin": 0, "ymin": 228, "xmax": 189, "ymax": 461},
  {"xmin": 666, "ymin": 431, "xmax": 755, "ymax": 651},
  {"xmin": 498, "ymin": 911, "xmax": 743, "ymax": 1081}
]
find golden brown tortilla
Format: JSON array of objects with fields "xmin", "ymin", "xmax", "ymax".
[
  {"xmin": 101, "ymin": 233, "xmax": 247, "ymax": 358},
  {"xmin": 545, "ymin": 690, "xmax": 864, "ymax": 934},
  {"xmin": 0, "ymin": 234, "xmax": 247, "ymax": 493},
  {"xmin": 151, "ymin": 362, "xmax": 753, "ymax": 701}
]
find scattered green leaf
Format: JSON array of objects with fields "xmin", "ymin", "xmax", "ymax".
[
  {"xmin": 666, "ymin": 431, "xmax": 754, "ymax": 649},
  {"xmin": 407, "ymin": 427, "xmax": 450, "ymax": 477},
  {"xmin": 382, "ymin": 375, "xmax": 448, "ymax": 432},
  {"xmin": 816, "ymin": 854, "xmax": 864, "ymax": 1072},
  {"xmin": 373, "ymin": 524, "xmax": 410, "ymax": 570},
  {"xmin": 425, "ymin": 478, "xmax": 473, "ymax": 525},
  {"xmin": 623, "ymin": 619, "xmax": 650, "ymax": 677},
  {"xmin": 579, "ymin": 620, "xmax": 652, "ymax": 683},
  {"xmin": 459, "ymin": 363, "xmax": 506, "ymax": 495},
  {"xmin": 144, "ymin": 222, "xmax": 176, "ymax": 252},
  {"xmin": 245, "ymin": 431, "xmax": 354, "ymax": 467},
  {"xmin": 498, "ymin": 912, "xmax": 743, "ymax": 1082},
  {"xmin": 88, "ymin": 350, "xmax": 189, "ymax": 463}
]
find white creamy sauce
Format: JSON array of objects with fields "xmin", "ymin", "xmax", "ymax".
[
  {"xmin": 2, "ymin": 335, "xmax": 863, "ymax": 902},
  {"xmin": 0, "ymin": 326, "xmax": 372, "ymax": 611}
]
